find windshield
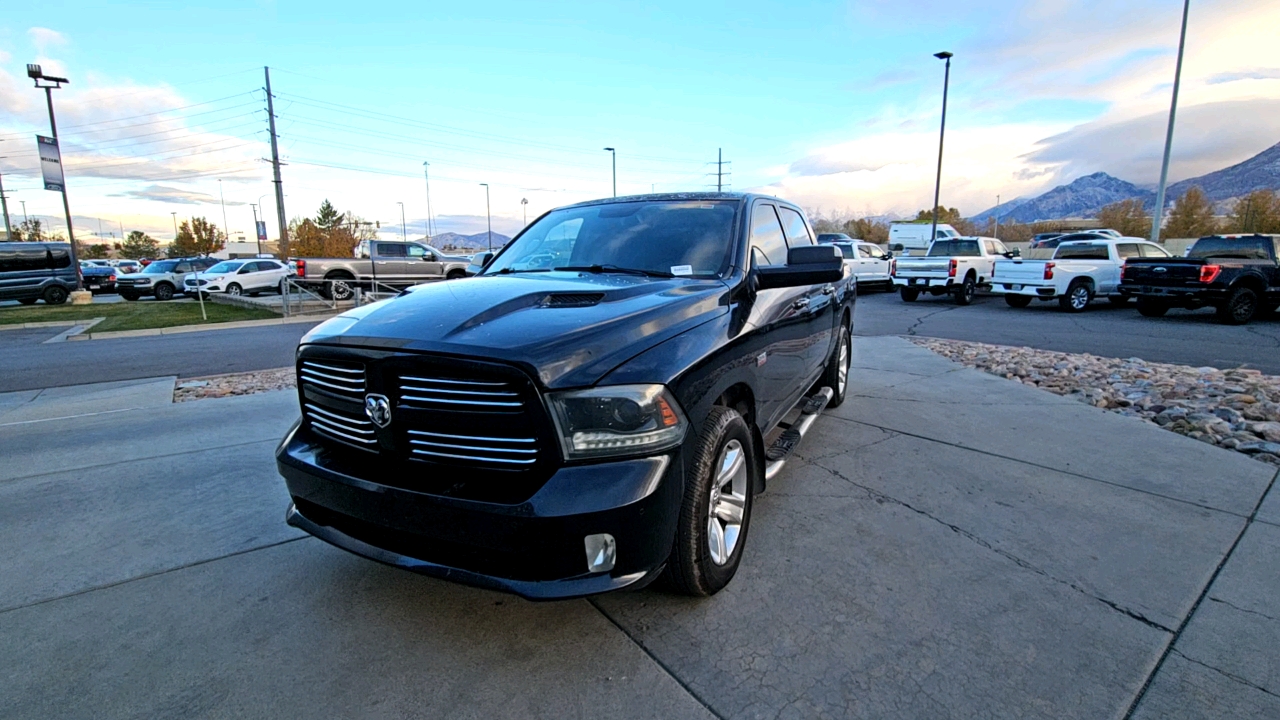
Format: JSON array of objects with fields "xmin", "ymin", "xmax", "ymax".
[
  {"xmin": 484, "ymin": 200, "xmax": 738, "ymax": 277},
  {"xmin": 205, "ymin": 261, "xmax": 244, "ymax": 274},
  {"xmin": 928, "ymin": 239, "xmax": 981, "ymax": 257},
  {"xmin": 143, "ymin": 261, "xmax": 178, "ymax": 274},
  {"xmin": 1188, "ymin": 236, "xmax": 1274, "ymax": 260}
]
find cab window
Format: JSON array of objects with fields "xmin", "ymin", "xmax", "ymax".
[
  {"xmin": 1115, "ymin": 243, "xmax": 1141, "ymax": 259},
  {"xmin": 1139, "ymin": 244, "xmax": 1170, "ymax": 258},
  {"xmin": 777, "ymin": 207, "xmax": 813, "ymax": 248},
  {"xmin": 749, "ymin": 203, "xmax": 788, "ymax": 267},
  {"xmin": 407, "ymin": 245, "xmax": 431, "ymax": 259},
  {"xmin": 376, "ymin": 243, "xmax": 406, "ymax": 258}
]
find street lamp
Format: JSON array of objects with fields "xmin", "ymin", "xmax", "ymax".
[
  {"xmin": 603, "ymin": 147, "xmax": 616, "ymax": 197},
  {"xmin": 521, "ymin": 197, "xmax": 529, "ymax": 227},
  {"xmin": 397, "ymin": 201, "xmax": 407, "ymax": 241},
  {"xmin": 171, "ymin": 211, "xmax": 179, "ymax": 242},
  {"xmin": 1150, "ymin": 0, "xmax": 1191, "ymax": 243},
  {"xmin": 218, "ymin": 179, "xmax": 229, "ymax": 241},
  {"xmin": 422, "ymin": 161, "xmax": 434, "ymax": 238},
  {"xmin": 479, "ymin": 183, "xmax": 492, "ymax": 251},
  {"xmin": 28, "ymin": 63, "xmax": 82, "ymax": 290},
  {"xmin": 929, "ymin": 51, "xmax": 953, "ymax": 248}
]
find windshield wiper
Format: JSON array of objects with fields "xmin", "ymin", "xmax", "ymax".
[
  {"xmin": 554, "ymin": 264, "xmax": 674, "ymax": 278},
  {"xmin": 492, "ymin": 267, "xmax": 552, "ymax": 274}
]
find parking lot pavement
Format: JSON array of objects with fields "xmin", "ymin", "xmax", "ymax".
[
  {"xmin": 853, "ymin": 289, "xmax": 1280, "ymax": 375},
  {"xmin": 0, "ymin": 375, "xmax": 175, "ymax": 425},
  {"xmin": 3, "ymin": 337, "xmax": 1277, "ymax": 718}
]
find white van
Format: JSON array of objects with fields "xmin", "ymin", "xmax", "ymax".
[{"xmin": 889, "ymin": 223, "xmax": 959, "ymax": 255}]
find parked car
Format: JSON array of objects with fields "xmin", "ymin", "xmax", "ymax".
[
  {"xmin": 820, "ymin": 239, "xmax": 893, "ymax": 291},
  {"xmin": 276, "ymin": 192, "xmax": 851, "ymax": 600},
  {"xmin": 0, "ymin": 242, "xmax": 78, "ymax": 305},
  {"xmin": 816, "ymin": 232, "xmax": 856, "ymax": 244},
  {"xmin": 1029, "ymin": 232, "xmax": 1064, "ymax": 248},
  {"xmin": 1029, "ymin": 231, "xmax": 1114, "ymax": 250},
  {"xmin": 888, "ymin": 222, "xmax": 959, "ymax": 255},
  {"xmin": 184, "ymin": 259, "xmax": 292, "ymax": 298},
  {"xmin": 891, "ymin": 236, "xmax": 1016, "ymax": 304},
  {"xmin": 115, "ymin": 259, "xmax": 142, "ymax": 274},
  {"xmin": 991, "ymin": 238, "xmax": 1168, "ymax": 312},
  {"xmin": 1120, "ymin": 234, "xmax": 1280, "ymax": 325},
  {"xmin": 79, "ymin": 261, "xmax": 117, "ymax": 294},
  {"xmin": 116, "ymin": 257, "xmax": 218, "ymax": 301},
  {"xmin": 293, "ymin": 241, "xmax": 472, "ymax": 300}
]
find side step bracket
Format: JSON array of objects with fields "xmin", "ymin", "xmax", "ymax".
[{"xmin": 763, "ymin": 386, "xmax": 833, "ymax": 482}]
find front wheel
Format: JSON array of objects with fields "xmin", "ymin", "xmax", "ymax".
[
  {"xmin": 820, "ymin": 321, "xmax": 852, "ymax": 409},
  {"xmin": 153, "ymin": 283, "xmax": 175, "ymax": 301},
  {"xmin": 121, "ymin": 293, "xmax": 139, "ymax": 301},
  {"xmin": 227, "ymin": 283, "xmax": 243, "ymax": 297},
  {"xmin": 953, "ymin": 276, "xmax": 976, "ymax": 305},
  {"xmin": 446, "ymin": 269, "xmax": 466, "ymax": 280},
  {"xmin": 899, "ymin": 287, "xmax": 920, "ymax": 302},
  {"xmin": 1216, "ymin": 286, "xmax": 1259, "ymax": 325},
  {"xmin": 1137, "ymin": 297, "xmax": 1170, "ymax": 317},
  {"xmin": 665, "ymin": 406, "xmax": 758, "ymax": 597},
  {"xmin": 19, "ymin": 298, "xmax": 39, "ymax": 305},
  {"xmin": 43, "ymin": 285, "xmax": 69, "ymax": 305},
  {"xmin": 1004, "ymin": 294, "xmax": 1032, "ymax": 308},
  {"xmin": 1059, "ymin": 281, "xmax": 1093, "ymax": 312}
]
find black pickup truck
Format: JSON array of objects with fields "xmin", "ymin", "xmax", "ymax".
[
  {"xmin": 1120, "ymin": 234, "xmax": 1280, "ymax": 324},
  {"xmin": 276, "ymin": 193, "xmax": 852, "ymax": 599}
]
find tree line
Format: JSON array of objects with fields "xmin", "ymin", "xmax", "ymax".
[{"xmin": 811, "ymin": 187, "xmax": 1280, "ymax": 244}]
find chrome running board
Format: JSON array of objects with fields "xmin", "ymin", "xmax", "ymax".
[{"xmin": 764, "ymin": 386, "xmax": 834, "ymax": 482}]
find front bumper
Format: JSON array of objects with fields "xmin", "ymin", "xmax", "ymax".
[{"xmin": 277, "ymin": 422, "xmax": 683, "ymax": 600}]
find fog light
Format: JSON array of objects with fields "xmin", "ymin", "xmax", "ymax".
[{"xmin": 584, "ymin": 533, "xmax": 616, "ymax": 573}]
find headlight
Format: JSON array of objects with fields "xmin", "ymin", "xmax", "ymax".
[
  {"xmin": 136, "ymin": 278, "xmax": 152, "ymax": 284},
  {"xmin": 547, "ymin": 384, "xmax": 687, "ymax": 460}
]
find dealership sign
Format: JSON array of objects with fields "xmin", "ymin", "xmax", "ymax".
[
  {"xmin": 256, "ymin": 220, "xmax": 268, "ymax": 241},
  {"xmin": 37, "ymin": 135, "xmax": 64, "ymax": 192}
]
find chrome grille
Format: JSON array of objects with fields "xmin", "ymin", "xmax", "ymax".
[
  {"xmin": 407, "ymin": 430, "xmax": 538, "ymax": 466},
  {"xmin": 398, "ymin": 375, "xmax": 523, "ymax": 411},
  {"xmin": 300, "ymin": 359, "xmax": 365, "ymax": 400},
  {"xmin": 305, "ymin": 402, "xmax": 377, "ymax": 449}
]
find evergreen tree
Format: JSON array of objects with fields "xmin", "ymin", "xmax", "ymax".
[
  {"xmin": 316, "ymin": 199, "xmax": 342, "ymax": 231},
  {"xmin": 121, "ymin": 230, "xmax": 161, "ymax": 259}
]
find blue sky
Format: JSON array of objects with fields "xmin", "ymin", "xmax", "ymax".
[{"xmin": 1, "ymin": 0, "xmax": 1277, "ymax": 243}]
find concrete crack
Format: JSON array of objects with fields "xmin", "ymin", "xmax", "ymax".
[
  {"xmin": 809, "ymin": 458, "xmax": 1175, "ymax": 634},
  {"xmin": 1208, "ymin": 596, "xmax": 1280, "ymax": 623},
  {"xmin": 1170, "ymin": 648, "xmax": 1280, "ymax": 700},
  {"xmin": 905, "ymin": 305, "xmax": 960, "ymax": 336}
]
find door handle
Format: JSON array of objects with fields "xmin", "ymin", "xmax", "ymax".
[{"xmin": 822, "ymin": 285, "xmax": 836, "ymax": 296}]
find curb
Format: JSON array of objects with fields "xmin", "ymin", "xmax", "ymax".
[
  {"xmin": 0, "ymin": 319, "xmax": 95, "ymax": 330},
  {"xmin": 83, "ymin": 312, "xmax": 337, "ymax": 340}
]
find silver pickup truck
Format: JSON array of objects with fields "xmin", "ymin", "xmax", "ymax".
[{"xmin": 294, "ymin": 241, "xmax": 471, "ymax": 300}]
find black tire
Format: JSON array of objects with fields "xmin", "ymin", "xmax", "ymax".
[
  {"xmin": 1109, "ymin": 295, "xmax": 1132, "ymax": 306},
  {"xmin": 278, "ymin": 279, "xmax": 289, "ymax": 295},
  {"xmin": 326, "ymin": 274, "xmax": 354, "ymax": 301},
  {"xmin": 899, "ymin": 287, "xmax": 920, "ymax": 302},
  {"xmin": 953, "ymin": 275, "xmax": 976, "ymax": 305},
  {"xmin": 18, "ymin": 298, "xmax": 39, "ymax": 305},
  {"xmin": 227, "ymin": 283, "xmax": 243, "ymax": 297},
  {"xmin": 121, "ymin": 293, "xmax": 139, "ymax": 301},
  {"xmin": 1059, "ymin": 280, "xmax": 1093, "ymax": 313},
  {"xmin": 1137, "ymin": 297, "xmax": 1170, "ymax": 317},
  {"xmin": 665, "ymin": 406, "xmax": 758, "ymax": 597},
  {"xmin": 446, "ymin": 269, "xmax": 466, "ymax": 280},
  {"xmin": 153, "ymin": 283, "xmax": 175, "ymax": 301},
  {"xmin": 1216, "ymin": 286, "xmax": 1259, "ymax": 325},
  {"xmin": 43, "ymin": 285, "xmax": 69, "ymax": 305},
  {"xmin": 248, "ymin": 291, "xmax": 261, "ymax": 298},
  {"xmin": 1004, "ymin": 294, "xmax": 1032, "ymax": 308},
  {"xmin": 820, "ymin": 320, "xmax": 852, "ymax": 409}
]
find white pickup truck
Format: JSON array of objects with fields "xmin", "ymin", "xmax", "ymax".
[
  {"xmin": 990, "ymin": 237, "xmax": 1170, "ymax": 312},
  {"xmin": 891, "ymin": 236, "xmax": 1015, "ymax": 305}
]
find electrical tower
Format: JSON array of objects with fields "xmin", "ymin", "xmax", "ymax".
[{"xmin": 707, "ymin": 148, "xmax": 731, "ymax": 192}]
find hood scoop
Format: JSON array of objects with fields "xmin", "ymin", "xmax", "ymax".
[{"xmin": 542, "ymin": 292, "xmax": 605, "ymax": 308}]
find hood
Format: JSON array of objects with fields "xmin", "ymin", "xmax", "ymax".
[{"xmin": 303, "ymin": 272, "xmax": 730, "ymax": 388}]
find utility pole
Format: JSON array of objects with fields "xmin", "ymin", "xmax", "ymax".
[
  {"xmin": 28, "ymin": 64, "xmax": 82, "ymax": 290},
  {"xmin": 171, "ymin": 211, "xmax": 178, "ymax": 243},
  {"xmin": 218, "ymin": 179, "xmax": 230, "ymax": 240},
  {"xmin": 1150, "ymin": 0, "xmax": 1191, "ymax": 244},
  {"xmin": 603, "ymin": 148, "xmax": 616, "ymax": 197},
  {"xmin": 710, "ymin": 149, "xmax": 731, "ymax": 192},
  {"xmin": 994, "ymin": 194, "xmax": 1000, "ymax": 240},
  {"xmin": 397, "ymin": 201, "xmax": 407, "ymax": 241},
  {"xmin": 20, "ymin": 200, "xmax": 28, "ymax": 225},
  {"xmin": 930, "ymin": 51, "xmax": 954, "ymax": 246},
  {"xmin": 521, "ymin": 198, "xmax": 528, "ymax": 226},
  {"xmin": 264, "ymin": 67, "xmax": 289, "ymax": 257},
  {"xmin": 480, "ymin": 183, "xmax": 492, "ymax": 251},
  {"xmin": 0, "ymin": 162, "xmax": 12, "ymax": 241},
  {"xmin": 250, "ymin": 203, "xmax": 262, "ymax": 256},
  {"xmin": 422, "ymin": 161, "xmax": 434, "ymax": 238}
]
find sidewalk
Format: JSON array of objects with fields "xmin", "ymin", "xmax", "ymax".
[{"xmin": 1, "ymin": 337, "xmax": 1275, "ymax": 718}]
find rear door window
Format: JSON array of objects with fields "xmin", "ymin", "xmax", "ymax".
[
  {"xmin": 857, "ymin": 245, "xmax": 875, "ymax": 258},
  {"xmin": 174, "ymin": 262, "xmax": 193, "ymax": 273},
  {"xmin": 1055, "ymin": 244, "xmax": 1110, "ymax": 260},
  {"xmin": 0, "ymin": 244, "xmax": 50, "ymax": 272},
  {"xmin": 1115, "ymin": 244, "xmax": 1141, "ymax": 259},
  {"xmin": 1138, "ymin": 244, "xmax": 1170, "ymax": 258},
  {"xmin": 749, "ymin": 203, "xmax": 788, "ymax": 266},
  {"xmin": 376, "ymin": 243, "xmax": 407, "ymax": 258},
  {"xmin": 777, "ymin": 207, "xmax": 813, "ymax": 248}
]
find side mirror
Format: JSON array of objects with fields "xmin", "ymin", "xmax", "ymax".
[
  {"xmin": 756, "ymin": 245, "xmax": 844, "ymax": 290},
  {"xmin": 885, "ymin": 251, "xmax": 895, "ymax": 259},
  {"xmin": 466, "ymin": 251, "xmax": 496, "ymax": 276}
]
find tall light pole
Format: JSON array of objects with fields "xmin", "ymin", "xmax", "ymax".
[
  {"xmin": 20, "ymin": 200, "xmax": 28, "ymax": 225},
  {"xmin": 521, "ymin": 198, "xmax": 528, "ymax": 227},
  {"xmin": 171, "ymin": 212, "xmax": 179, "ymax": 241},
  {"xmin": 994, "ymin": 194, "xmax": 1000, "ymax": 240},
  {"xmin": 603, "ymin": 148, "xmax": 616, "ymax": 197},
  {"xmin": 479, "ymin": 183, "xmax": 492, "ymax": 251},
  {"xmin": 929, "ymin": 51, "xmax": 953, "ymax": 247},
  {"xmin": 218, "ymin": 179, "xmax": 230, "ymax": 239},
  {"xmin": 27, "ymin": 64, "xmax": 82, "ymax": 290},
  {"xmin": 422, "ymin": 161, "xmax": 434, "ymax": 238},
  {"xmin": 250, "ymin": 204, "xmax": 262, "ymax": 256},
  {"xmin": 1150, "ymin": 0, "xmax": 1191, "ymax": 244},
  {"xmin": 0, "ymin": 159, "xmax": 12, "ymax": 241},
  {"xmin": 397, "ymin": 201, "xmax": 407, "ymax": 241}
]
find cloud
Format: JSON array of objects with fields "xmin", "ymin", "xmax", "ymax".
[
  {"xmin": 28, "ymin": 27, "xmax": 67, "ymax": 54},
  {"xmin": 1207, "ymin": 69, "xmax": 1280, "ymax": 85},
  {"xmin": 113, "ymin": 184, "xmax": 247, "ymax": 206}
]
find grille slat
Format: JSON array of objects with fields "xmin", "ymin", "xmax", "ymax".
[
  {"xmin": 398, "ymin": 374, "xmax": 525, "ymax": 412},
  {"xmin": 299, "ymin": 360, "xmax": 374, "ymax": 452}
]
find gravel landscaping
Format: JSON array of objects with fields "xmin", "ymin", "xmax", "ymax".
[
  {"xmin": 175, "ymin": 367, "xmax": 295, "ymax": 402},
  {"xmin": 912, "ymin": 337, "xmax": 1280, "ymax": 466}
]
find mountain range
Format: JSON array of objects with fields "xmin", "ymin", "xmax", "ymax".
[
  {"xmin": 972, "ymin": 140, "xmax": 1280, "ymax": 222},
  {"xmin": 430, "ymin": 231, "xmax": 513, "ymax": 251}
]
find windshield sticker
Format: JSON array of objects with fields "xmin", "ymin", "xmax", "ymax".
[{"xmin": 671, "ymin": 265, "xmax": 693, "ymax": 276}]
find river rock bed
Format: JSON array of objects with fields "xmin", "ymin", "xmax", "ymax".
[
  {"xmin": 911, "ymin": 338, "xmax": 1280, "ymax": 466},
  {"xmin": 174, "ymin": 367, "xmax": 296, "ymax": 402}
]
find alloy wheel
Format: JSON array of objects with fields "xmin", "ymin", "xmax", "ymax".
[
  {"xmin": 1070, "ymin": 285, "xmax": 1089, "ymax": 310},
  {"xmin": 837, "ymin": 329, "xmax": 850, "ymax": 397},
  {"xmin": 707, "ymin": 439, "xmax": 748, "ymax": 566}
]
